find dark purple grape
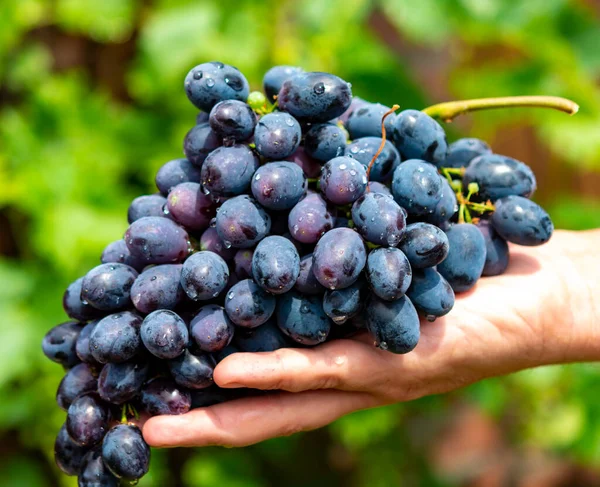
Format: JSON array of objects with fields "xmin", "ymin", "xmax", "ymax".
[
  {"xmin": 391, "ymin": 159, "xmax": 444, "ymax": 216},
  {"xmin": 351, "ymin": 192, "xmax": 406, "ymax": 246},
  {"xmin": 66, "ymin": 393, "xmax": 109, "ymax": 446},
  {"xmin": 168, "ymin": 349, "xmax": 214, "ymax": 389},
  {"xmin": 367, "ymin": 181, "xmax": 392, "ymax": 197},
  {"xmin": 278, "ymin": 72, "xmax": 352, "ymax": 123},
  {"xmin": 180, "ymin": 251, "xmax": 229, "ymax": 301},
  {"xmin": 56, "ymin": 363, "xmax": 97, "ymax": 410},
  {"xmin": 131, "ymin": 264, "xmax": 185, "ymax": 314},
  {"xmin": 491, "ymin": 195, "xmax": 553, "ymax": 246},
  {"xmin": 251, "ymin": 236, "xmax": 300, "ymax": 294},
  {"xmin": 200, "ymin": 227, "xmax": 237, "ymax": 261},
  {"xmin": 140, "ymin": 377, "xmax": 191, "ymax": 416},
  {"xmin": 294, "ymin": 253, "xmax": 326, "ymax": 295},
  {"xmin": 445, "ymin": 138, "xmax": 491, "ymax": 168},
  {"xmin": 407, "ymin": 267, "xmax": 455, "ymax": 319},
  {"xmin": 102, "ymin": 424, "xmax": 150, "ymax": 481},
  {"xmin": 312, "ymin": 228, "xmax": 366, "ymax": 290},
  {"xmin": 276, "ymin": 291, "xmax": 331, "ymax": 345},
  {"xmin": 366, "ymin": 248, "xmax": 412, "ymax": 301},
  {"xmin": 235, "ymin": 319, "xmax": 291, "ymax": 352},
  {"xmin": 190, "ymin": 386, "xmax": 234, "ymax": 408},
  {"xmin": 78, "ymin": 448, "xmax": 119, "ymax": 487},
  {"xmin": 233, "ymin": 248, "xmax": 254, "ymax": 279},
  {"xmin": 366, "ymin": 295, "xmax": 420, "ymax": 354},
  {"xmin": 55, "ymin": 423, "xmax": 89, "ymax": 476},
  {"xmin": 399, "ymin": 222, "xmax": 449, "ymax": 269},
  {"xmin": 213, "ymin": 343, "xmax": 240, "ymax": 363},
  {"xmin": 477, "ymin": 219, "xmax": 509, "ymax": 276},
  {"xmin": 97, "ymin": 361, "xmax": 148, "ymax": 404},
  {"xmin": 101, "ymin": 240, "xmax": 146, "ymax": 272},
  {"xmin": 288, "ymin": 192, "xmax": 335, "ymax": 244},
  {"xmin": 344, "ymin": 136, "xmax": 401, "ymax": 183},
  {"xmin": 89, "ymin": 312, "xmax": 143, "ymax": 364},
  {"xmin": 166, "ymin": 182, "xmax": 217, "ymax": 231},
  {"xmin": 141, "ymin": 310, "xmax": 189, "ymax": 359},
  {"xmin": 75, "ymin": 320, "xmax": 100, "ymax": 365},
  {"xmin": 263, "ymin": 65, "xmax": 304, "ymax": 101},
  {"xmin": 346, "ymin": 102, "xmax": 397, "ymax": 139},
  {"xmin": 286, "ymin": 146, "xmax": 322, "ymax": 179},
  {"xmin": 224, "ymin": 279, "xmax": 276, "ymax": 328},
  {"xmin": 184, "ymin": 62, "xmax": 249, "ymax": 112},
  {"xmin": 251, "ymin": 161, "xmax": 307, "ymax": 211},
  {"xmin": 338, "ymin": 96, "xmax": 368, "ymax": 124},
  {"xmin": 422, "ymin": 177, "xmax": 457, "ymax": 226},
  {"xmin": 196, "ymin": 112, "xmax": 209, "ymax": 124},
  {"xmin": 254, "ymin": 112, "xmax": 301, "ymax": 159},
  {"xmin": 63, "ymin": 277, "xmax": 104, "ymax": 322},
  {"xmin": 304, "ymin": 123, "xmax": 347, "ymax": 162},
  {"xmin": 201, "ymin": 144, "xmax": 259, "ymax": 198},
  {"xmin": 215, "ymin": 195, "xmax": 271, "ymax": 248},
  {"xmin": 125, "ymin": 216, "xmax": 191, "ymax": 265},
  {"xmin": 209, "ymin": 100, "xmax": 256, "ymax": 141},
  {"xmin": 320, "ymin": 156, "xmax": 367, "ymax": 205},
  {"xmin": 80, "ymin": 263, "xmax": 138, "ymax": 312},
  {"xmin": 127, "ymin": 194, "xmax": 169, "ymax": 224},
  {"xmin": 42, "ymin": 321, "xmax": 82, "ymax": 367},
  {"xmin": 323, "ymin": 279, "xmax": 364, "ymax": 324},
  {"xmin": 183, "ymin": 123, "xmax": 221, "ymax": 166},
  {"xmin": 155, "ymin": 158, "xmax": 202, "ymax": 196},
  {"xmin": 190, "ymin": 304, "xmax": 234, "ymax": 352}
]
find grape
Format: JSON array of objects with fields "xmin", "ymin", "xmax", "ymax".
[
  {"xmin": 445, "ymin": 138, "xmax": 491, "ymax": 168},
  {"xmin": 462, "ymin": 154, "xmax": 537, "ymax": 202},
  {"xmin": 285, "ymin": 146, "xmax": 322, "ymax": 179},
  {"xmin": 200, "ymin": 227, "xmax": 237, "ymax": 260},
  {"xmin": 127, "ymin": 194, "xmax": 169, "ymax": 223},
  {"xmin": 304, "ymin": 123, "xmax": 347, "ymax": 162},
  {"xmin": 75, "ymin": 321, "xmax": 101, "ymax": 365},
  {"xmin": 183, "ymin": 123, "xmax": 221, "ymax": 166},
  {"xmin": 42, "ymin": 321, "xmax": 82, "ymax": 367},
  {"xmin": 491, "ymin": 195, "xmax": 553, "ymax": 246},
  {"xmin": 320, "ymin": 156, "xmax": 367, "ymax": 205},
  {"xmin": 125, "ymin": 216, "xmax": 191, "ymax": 264},
  {"xmin": 155, "ymin": 158, "xmax": 202, "ymax": 196},
  {"xmin": 252, "ymin": 236, "xmax": 300, "ymax": 294},
  {"xmin": 97, "ymin": 361, "xmax": 148, "ymax": 404},
  {"xmin": 102, "ymin": 424, "xmax": 150, "ymax": 481},
  {"xmin": 224, "ymin": 278, "xmax": 276, "ymax": 328},
  {"xmin": 407, "ymin": 268, "xmax": 455, "ymax": 319},
  {"xmin": 422, "ymin": 177, "xmax": 457, "ymax": 227},
  {"xmin": 166, "ymin": 182, "xmax": 217, "ymax": 231},
  {"xmin": 80, "ymin": 263, "xmax": 138, "ymax": 312},
  {"xmin": 294, "ymin": 253, "xmax": 326, "ymax": 295},
  {"xmin": 351, "ymin": 192, "xmax": 406, "ymax": 246},
  {"xmin": 278, "ymin": 72, "xmax": 352, "ymax": 123},
  {"xmin": 345, "ymin": 102, "xmax": 397, "ymax": 139},
  {"xmin": 140, "ymin": 377, "xmax": 192, "ymax": 416},
  {"xmin": 78, "ymin": 448, "xmax": 119, "ymax": 487},
  {"xmin": 338, "ymin": 96, "xmax": 368, "ymax": 124},
  {"xmin": 477, "ymin": 220, "xmax": 510, "ymax": 276},
  {"xmin": 66, "ymin": 393, "xmax": 109, "ymax": 446},
  {"xmin": 89, "ymin": 311, "xmax": 143, "ymax": 364},
  {"xmin": 263, "ymin": 65, "xmax": 304, "ymax": 101},
  {"xmin": 399, "ymin": 222, "xmax": 450, "ymax": 269},
  {"xmin": 392, "ymin": 159, "xmax": 444, "ymax": 216},
  {"xmin": 276, "ymin": 291, "xmax": 331, "ymax": 345},
  {"xmin": 344, "ymin": 137, "xmax": 401, "ymax": 183},
  {"xmin": 323, "ymin": 279, "xmax": 364, "ymax": 324},
  {"xmin": 180, "ymin": 251, "xmax": 229, "ymax": 300},
  {"xmin": 215, "ymin": 195, "xmax": 271, "ymax": 248},
  {"xmin": 390, "ymin": 109, "xmax": 448, "ymax": 167},
  {"xmin": 254, "ymin": 112, "xmax": 301, "ymax": 159},
  {"xmin": 288, "ymin": 192, "xmax": 335, "ymax": 244},
  {"xmin": 201, "ymin": 145, "xmax": 260, "ymax": 197},
  {"xmin": 184, "ymin": 62, "xmax": 249, "ymax": 112},
  {"xmin": 168, "ymin": 349, "xmax": 214, "ymax": 389},
  {"xmin": 367, "ymin": 181, "xmax": 393, "ymax": 197},
  {"xmin": 251, "ymin": 161, "xmax": 307, "ymax": 210},
  {"xmin": 366, "ymin": 248, "xmax": 412, "ymax": 301},
  {"xmin": 63, "ymin": 277, "xmax": 103, "ymax": 322},
  {"xmin": 437, "ymin": 223, "xmax": 487, "ymax": 293},
  {"xmin": 190, "ymin": 304, "xmax": 234, "ymax": 352},
  {"xmin": 56, "ymin": 363, "xmax": 97, "ymax": 410},
  {"xmin": 190, "ymin": 386, "xmax": 236, "ymax": 408},
  {"xmin": 141, "ymin": 310, "xmax": 189, "ymax": 359},
  {"xmin": 312, "ymin": 228, "xmax": 367, "ymax": 290},
  {"xmin": 233, "ymin": 248, "xmax": 254, "ymax": 279},
  {"xmin": 366, "ymin": 295, "xmax": 420, "ymax": 354},
  {"xmin": 55, "ymin": 423, "xmax": 89, "ymax": 476},
  {"xmin": 131, "ymin": 264, "xmax": 186, "ymax": 314},
  {"xmin": 209, "ymin": 100, "xmax": 256, "ymax": 141},
  {"xmin": 234, "ymin": 319, "xmax": 291, "ymax": 352},
  {"xmin": 101, "ymin": 239, "xmax": 146, "ymax": 271},
  {"xmin": 196, "ymin": 112, "xmax": 209, "ymax": 124}
]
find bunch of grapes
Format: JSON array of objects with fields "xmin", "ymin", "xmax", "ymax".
[{"xmin": 42, "ymin": 61, "xmax": 558, "ymax": 485}]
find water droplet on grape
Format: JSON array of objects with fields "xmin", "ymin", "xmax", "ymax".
[{"xmin": 206, "ymin": 78, "xmax": 215, "ymax": 87}]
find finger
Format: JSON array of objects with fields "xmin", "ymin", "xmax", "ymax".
[{"xmin": 143, "ymin": 389, "xmax": 376, "ymax": 448}]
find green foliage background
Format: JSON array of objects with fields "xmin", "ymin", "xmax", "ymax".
[{"xmin": 1, "ymin": 0, "xmax": 599, "ymax": 485}]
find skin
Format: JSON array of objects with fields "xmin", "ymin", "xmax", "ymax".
[{"xmin": 143, "ymin": 229, "xmax": 600, "ymax": 448}]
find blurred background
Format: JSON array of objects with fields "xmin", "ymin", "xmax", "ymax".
[{"xmin": 1, "ymin": 0, "xmax": 600, "ymax": 485}]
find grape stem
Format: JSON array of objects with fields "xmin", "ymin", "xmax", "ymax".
[
  {"xmin": 365, "ymin": 104, "xmax": 400, "ymax": 186},
  {"xmin": 422, "ymin": 96, "xmax": 579, "ymax": 122}
]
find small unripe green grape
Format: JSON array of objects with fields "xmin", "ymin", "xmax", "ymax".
[{"xmin": 247, "ymin": 91, "xmax": 267, "ymax": 111}]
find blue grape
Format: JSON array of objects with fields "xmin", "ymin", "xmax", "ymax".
[
  {"xmin": 392, "ymin": 159, "xmax": 444, "ymax": 216},
  {"xmin": 131, "ymin": 264, "xmax": 185, "ymax": 314},
  {"xmin": 127, "ymin": 194, "xmax": 168, "ymax": 224},
  {"xmin": 75, "ymin": 320, "xmax": 100, "ymax": 364},
  {"xmin": 190, "ymin": 304, "xmax": 234, "ymax": 352},
  {"xmin": 63, "ymin": 277, "xmax": 103, "ymax": 322},
  {"xmin": 213, "ymin": 343, "xmax": 240, "ymax": 362},
  {"xmin": 276, "ymin": 291, "xmax": 331, "ymax": 345},
  {"xmin": 56, "ymin": 363, "xmax": 97, "ymax": 410},
  {"xmin": 445, "ymin": 138, "xmax": 491, "ymax": 168},
  {"xmin": 168, "ymin": 349, "xmax": 214, "ymax": 389},
  {"xmin": 367, "ymin": 181, "xmax": 392, "ymax": 197},
  {"xmin": 263, "ymin": 65, "xmax": 304, "ymax": 101},
  {"xmin": 42, "ymin": 321, "xmax": 82, "ymax": 367},
  {"xmin": 78, "ymin": 448, "xmax": 119, "ymax": 487},
  {"xmin": 89, "ymin": 312, "xmax": 143, "ymax": 364},
  {"xmin": 183, "ymin": 123, "xmax": 221, "ymax": 166},
  {"xmin": 366, "ymin": 295, "xmax": 420, "ymax": 354},
  {"xmin": 140, "ymin": 377, "xmax": 192, "ymax": 416},
  {"xmin": 200, "ymin": 227, "xmax": 237, "ymax": 261},
  {"xmin": 166, "ymin": 182, "xmax": 217, "ymax": 231},
  {"xmin": 304, "ymin": 123, "xmax": 347, "ymax": 162},
  {"xmin": 286, "ymin": 146, "xmax": 322, "ymax": 179},
  {"xmin": 407, "ymin": 268, "xmax": 455, "ymax": 319},
  {"xmin": 233, "ymin": 248, "xmax": 254, "ymax": 279},
  {"xmin": 102, "ymin": 424, "xmax": 150, "ymax": 481},
  {"xmin": 278, "ymin": 72, "xmax": 352, "ymax": 123},
  {"xmin": 66, "ymin": 393, "xmax": 109, "ymax": 446},
  {"xmin": 184, "ymin": 62, "xmax": 249, "ymax": 112},
  {"xmin": 125, "ymin": 216, "xmax": 191, "ymax": 264},
  {"xmin": 234, "ymin": 319, "xmax": 291, "ymax": 352},
  {"xmin": 351, "ymin": 192, "xmax": 406, "ymax": 246},
  {"xmin": 320, "ymin": 156, "xmax": 367, "ymax": 205},
  {"xmin": 180, "ymin": 251, "xmax": 229, "ymax": 300},
  {"xmin": 437, "ymin": 223, "xmax": 487, "ymax": 292},
  {"xmin": 463, "ymin": 154, "xmax": 537, "ymax": 202},
  {"xmin": 399, "ymin": 222, "xmax": 449, "ymax": 269},
  {"xmin": 254, "ymin": 112, "xmax": 301, "ymax": 159},
  {"xmin": 196, "ymin": 112, "xmax": 209, "ymax": 124},
  {"xmin": 422, "ymin": 177, "xmax": 457, "ymax": 226},
  {"xmin": 323, "ymin": 279, "xmax": 364, "ymax": 324},
  {"xmin": 345, "ymin": 102, "xmax": 397, "ymax": 139},
  {"xmin": 344, "ymin": 137, "xmax": 401, "ymax": 183},
  {"xmin": 491, "ymin": 195, "xmax": 553, "ymax": 246},
  {"xmin": 366, "ymin": 248, "xmax": 412, "ymax": 301},
  {"xmin": 391, "ymin": 109, "xmax": 448, "ymax": 167},
  {"xmin": 251, "ymin": 161, "xmax": 307, "ymax": 211},
  {"xmin": 294, "ymin": 253, "xmax": 326, "ymax": 295},
  {"xmin": 155, "ymin": 158, "xmax": 202, "ymax": 196},
  {"xmin": 55, "ymin": 423, "xmax": 89, "ymax": 476},
  {"xmin": 101, "ymin": 239, "xmax": 145, "ymax": 272},
  {"xmin": 190, "ymin": 385, "xmax": 236, "ymax": 408},
  {"xmin": 288, "ymin": 192, "xmax": 335, "ymax": 244},
  {"xmin": 141, "ymin": 310, "xmax": 189, "ymax": 359},
  {"xmin": 215, "ymin": 195, "xmax": 271, "ymax": 248},
  {"xmin": 312, "ymin": 228, "xmax": 366, "ymax": 290},
  {"xmin": 338, "ymin": 96, "xmax": 368, "ymax": 124},
  {"xmin": 97, "ymin": 361, "xmax": 148, "ymax": 404},
  {"xmin": 252, "ymin": 236, "xmax": 300, "ymax": 294},
  {"xmin": 224, "ymin": 279, "xmax": 276, "ymax": 328},
  {"xmin": 209, "ymin": 100, "xmax": 256, "ymax": 141},
  {"xmin": 81, "ymin": 263, "xmax": 138, "ymax": 312},
  {"xmin": 477, "ymin": 219, "xmax": 510, "ymax": 276},
  {"xmin": 201, "ymin": 145, "xmax": 259, "ymax": 197}
]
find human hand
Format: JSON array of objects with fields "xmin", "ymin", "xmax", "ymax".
[{"xmin": 143, "ymin": 229, "xmax": 600, "ymax": 448}]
